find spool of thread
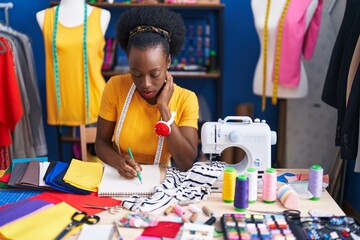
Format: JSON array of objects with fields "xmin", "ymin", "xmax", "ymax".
[
  {"xmin": 308, "ymin": 165, "xmax": 323, "ymax": 200},
  {"xmin": 262, "ymin": 168, "xmax": 277, "ymax": 203},
  {"xmin": 277, "ymin": 184, "xmax": 300, "ymax": 209},
  {"xmin": 189, "ymin": 212, "xmax": 198, "ymax": 223},
  {"xmin": 246, "ymin": 167, "xmax": 258, "ymax": 203},
  {"xmin": 233, "ymin": 174, "xmax": 249, "ymax": 212},
  {"xmin": 164, "ymin": 205, "xmax": 174, "ymax": 215},
  {"xmin": 222, "ymin": 166, "xmax": 237, "ymax": 203},
  {"xmin": 202, "ymin": 206, "xmax": 213, "ymax": 217},
  {"xmin": 173, "ymin": 204, "xmax": 186, "ymax": 216},
  {"xmin": 188, "ymin": 204, "xmax": 201, "ymax": 213}
]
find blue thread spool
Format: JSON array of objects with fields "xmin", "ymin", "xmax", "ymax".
[
  {"xmin": 234, "ymin": 174, "xmax": 249, "ymax": 212},
  {"xmin": 308, "ymin": 165, "xmax": 323, "ymax": 200}
]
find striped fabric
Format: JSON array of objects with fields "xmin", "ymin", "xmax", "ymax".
[{"xmin": 122, "ymin": 161, "xmax": 226, "ymax": 212}]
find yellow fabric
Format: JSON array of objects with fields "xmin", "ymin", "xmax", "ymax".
[
  {"xmin": 0, "ymin": 202, "xmax": 77, "ymax": 240},
  {"xmin": 99, "ymin": 74, "xmax": 199, "ymax": 165},
  {"xmin": 63, "ymin": 158, "xmax": 103, "ymax": 192},
  {"xmin": 0, "ymin": 170, "xmax": 5, "ymax": 177},
  {"xmin": 42, "ymin": 7, "xmax": 106, "ymax": 125}
]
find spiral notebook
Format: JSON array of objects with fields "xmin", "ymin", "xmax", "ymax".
[{"xmin": 98, "ymin": 164, "xmax": 161, "ymax": 198}]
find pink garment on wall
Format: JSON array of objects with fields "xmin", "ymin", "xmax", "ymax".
[{"xmin": 276, "ymin": 0, "xmax": 324, "ymax": 88}]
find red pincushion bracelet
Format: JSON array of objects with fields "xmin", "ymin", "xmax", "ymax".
[{"xmin": 154, "ymin": 111, "xmax": 176, "ymax": 137}]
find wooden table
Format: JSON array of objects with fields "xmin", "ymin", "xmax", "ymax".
[{"xmin": 67, "ymin": 168, "xmax": 344, "ymax": 239}]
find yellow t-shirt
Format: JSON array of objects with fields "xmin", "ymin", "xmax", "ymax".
[
  {"xmin": 99, "ymin": 74, "xmax": 199, "ymax": 165},
  {"xmin": 42, "ymin": 7, "xmax": 106, "ymax": 125}
]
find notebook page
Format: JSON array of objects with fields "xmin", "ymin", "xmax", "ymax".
[{"xmin": 98, "ymin": 164, "xmax": 161, "ymax": 198}]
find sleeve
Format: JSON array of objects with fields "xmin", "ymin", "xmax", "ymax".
[
  {"xmin": 98, "ymin": 77, "xmax": 118, "ymax": 122},
  {"xmin": 177, "ymin": 91, "xmax": 199, "ymax": 129},
  {"xmin": 302, "ymin": 0, "xmax": 323, "ymax": 60}
]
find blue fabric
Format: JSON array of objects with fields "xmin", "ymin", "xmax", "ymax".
[{"xmin": 44, "ymin": 161, "xmax": 90, "ymax": 194}]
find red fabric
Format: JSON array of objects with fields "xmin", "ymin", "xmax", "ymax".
[
  {"xmin": 0, "ymin": 172, "xmax": 10, "ymax": 183},
  {"xmin": 29, "ymin": 192, "xmax": 121, "ymax": 215},
  {"xmin": 0, "ymin": 146, "xmax": 10, "ymax": 170},
  {"xmin": 141, "ymin": 221, "xmax": 182, "ymax": 238},
  {"xmin": 0, "ymin": 37, "xmax": 23, "ymax": 146}
]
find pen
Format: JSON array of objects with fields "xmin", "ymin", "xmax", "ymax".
[
  {"xmin": 113, "ymin": 221, "xmax": 123, "ymax": 240},
  {"xmin": 128, "ymin": 147, "xmax": 142, "ymax": 184}
]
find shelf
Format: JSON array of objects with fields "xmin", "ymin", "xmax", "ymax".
[
  {"xmin": 50, "ymin": 1, "xmax": 225, "ymax": 9},
  {"xmin": 102, "ymin": 70, "xmax": 221, "ymax": 79}
]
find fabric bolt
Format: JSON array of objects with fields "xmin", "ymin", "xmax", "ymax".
[
  {"xmin": 0, "ymin": 36, "xmax": 23, "ymax": 147},
  {"xmin": 277, "ymin": 0, "xmax": 323, "ymax": 88},
  {"xmin": 18, "ymin": 160, "xmax": 41, "ymax": 188},
  {"xmin": 30, "ymin": 191, "xmax": 121, "ymax": 215},
  {"xmin": 0, "ymin": 202, "xmax": 77, "ymax": 240},
  {"xmin": 42, "ymin": 7, "xmax": 106, "ymax": 125},
  {"xmin": 11, "ymin": 157, "xmax": 48, "ymax": 171},
  {"xmin": 63, "ymin": 159, "xmax": 103, "ymax": 192},
  {"xmin": 99, "ymin": 74, "xmax": 199, "ymax": 165},
  {"xmin": 44, "ymin": 161, "xmax": 91, "ymax": 194},
  {"xmin": 0, "ymin": 199, "xmax": 53, "ymax": 227},
  {"xmin": 7, "ymin": 162, "xmax": 29, "ymax": 188},
  {"xmin": 38, "ymin": 161, "xmax": 51, "ymax": 187},
  {"xmin": 122, "ymin": 161, "xmax": 226, "ymax": 212},
  {"xmin": 322, "ymin": 0, "xmax": 360, "ymax": 161}
]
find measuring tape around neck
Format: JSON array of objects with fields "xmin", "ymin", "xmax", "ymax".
[
  {"xmin": 115, "ymin": 83, "xmax": 163, "ymax": 165},
  {"xmin": 52, "ymin": 3, "xmax": 90, "ymax": 123}
]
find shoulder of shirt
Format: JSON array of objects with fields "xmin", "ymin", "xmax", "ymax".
[
  {"xmin": 107, "ymin": 74, "xmax": 132, "ymax": 87},
  {"xmin": 174, "ymin": 84, "xmax": 197, "ymax": 97}
]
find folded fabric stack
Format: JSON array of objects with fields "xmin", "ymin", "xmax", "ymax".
[{"xmin": 1, "ymin": 158, "xmax": 104, "ymax": 194}]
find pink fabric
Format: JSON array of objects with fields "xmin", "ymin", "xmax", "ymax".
[{"xmin": 276, "ymin": 0, "xmax": 323, "ymax": 88}]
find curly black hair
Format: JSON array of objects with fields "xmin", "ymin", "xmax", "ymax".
[{"xmin": 116, "ymin": 6, "xmax": 185, "ymax": 56}]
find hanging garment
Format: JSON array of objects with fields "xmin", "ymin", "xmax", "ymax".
[
  {"xmin": 285, "ymin": 0, "xmax": 338, "ymax": 173},
  {"xmin": 42, "ymin": 6, "xmax": 106, "ymax": 125},
  {"xmin": 1, "ymin": 25, "xmax": 47, "ymax": 158},
  {"xmin": 277, "ymin": 0, "xmax": 324, "ymax": 88},
  {"xmin": 322, "ymin": 0, "xmax": 360, "ymax": 161},
  {"xmin": 0, "ymin": 36, "xmax": 23, "ymax": 147}
]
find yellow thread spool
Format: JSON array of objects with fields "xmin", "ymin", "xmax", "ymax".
[{"xmin": 222, "ymin": 166, "xmax": 237, "ymax": 203}]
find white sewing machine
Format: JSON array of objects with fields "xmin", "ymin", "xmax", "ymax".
[{"xmin": 201, "ymin": 116, "xmax": 277, "ymax": 192}]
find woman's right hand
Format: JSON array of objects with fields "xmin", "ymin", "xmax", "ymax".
[{"xmin": 116, "ymin": 155, "xmax": 142, "ymax": 179}]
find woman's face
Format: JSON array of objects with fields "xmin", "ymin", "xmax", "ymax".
[{"xmin": 128, "ymin": 46, "xmax": 170, "ymax": 105}]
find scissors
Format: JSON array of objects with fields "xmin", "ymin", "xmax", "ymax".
[
  {"xmin": 249, "ymin": 209, "xmax": 301, "ymax": 221},
  {"xmin": 55, "ymin": 211, "xmax": 100, "ymax": 240},
  {"xmin": 82, "ymin": 204, "xmax": 122, "ymax": 214}
]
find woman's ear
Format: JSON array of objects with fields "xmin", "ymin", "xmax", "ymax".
[{"xmin": 167, "ymin": 55, "xmax": 171, "ymax": 69}]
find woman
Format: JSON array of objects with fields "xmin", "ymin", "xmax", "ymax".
[{"xmin": 95, "ymin": 7, "xmax": 199, "ymax": 179}]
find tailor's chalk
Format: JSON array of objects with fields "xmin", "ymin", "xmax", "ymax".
[
  {"xmin": 204, "ymin": 216, "xmax": 216, "ymax": 225},
  {"xmin": 202, "ymin": 206, "xmax": 213, "ymax": 217},
  {"xmin": 164, "ymin": 205, "xmax": 174, "ymax": 216},
  {"xmin": 189, "ymin": 212, "xmax": 198, "ymax": 223}
]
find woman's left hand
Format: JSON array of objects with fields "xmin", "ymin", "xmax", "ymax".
[{"xmin": 157, "ymin": 71, "xmax": 174, "ymax": 106}]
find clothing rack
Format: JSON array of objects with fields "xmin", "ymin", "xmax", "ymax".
[{"xmin": 0, "ymin": 2, "xmax": 13, "ymax": 26}]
